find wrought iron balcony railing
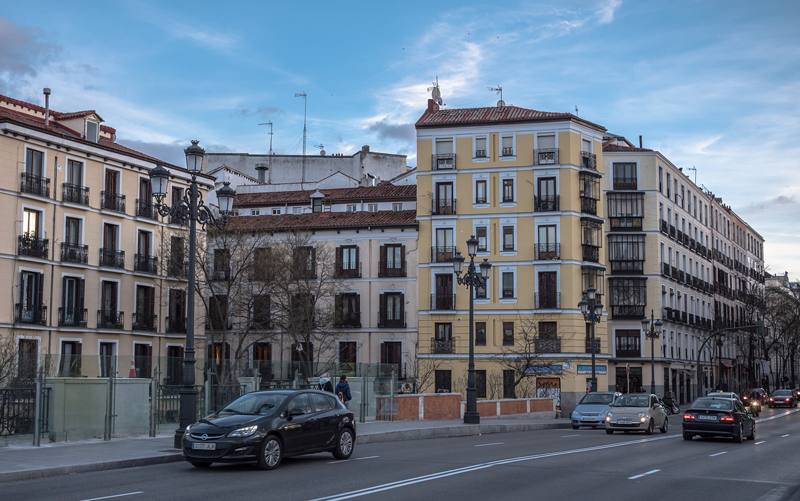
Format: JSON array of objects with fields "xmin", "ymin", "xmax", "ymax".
[
  {"xmin": 430, "ymin": 294, "xmax": 456, "ymax": 311},
  {"xmin": 334, "ymin": 262, "xmax": 362, "ymax": 278},
  {"xmin": 97, "ymin": 310, "xmax": 124, "ymax": 329},
  {"xmin": 135, "ymin": 199, "xmax": 159, "ymax": 221},
  {"xmin": 334, "ymin": 311, "xmax": 361, "ymax": 328},
  {"xmin": 15, "ymin": 303, "xmax": 47, "ymax": 325},
  {"xmin": 18, "ymin": 234, "xmax": 49, "ymax": 259},
  {"xmin": 431, "ymin": 246, "xmax": 457, "ymax": 263},
  {"xmin": 378, "ymin": 311, "xmax": 406, "ymax": 328},
  {"xmin": 132, "ymin": 313, "xmax": 158, "ymax": 332},
  {"xmin": 134, "ymin": 254, "xmax": 158, "ymax": 274},
  {"xmin": 100, "ymin": 191, "xmax": 126, "ymax": 213},
  {"xmin": 99, "ymin": 248, "xmax": 125, "ymax": 269},
  {"xmin": 580, "ymin": 197, "xmax": 598, "ymax": 215},
  {"xmin": 62, "ymin": 183, "xmax": 89, "ymax": 205},
  {"xmin": 432, "ymin": 153, "xmax": 456, "ymax": 170},
  {"xmin": 535, "ymin": 292, "xmax": 561, "ymax": 309},
  {"xmin": 58, "ymin": 307, "xmax": 87, "ymax": 327},
  {"xmin": 379, "ymin": 260, "xmax": 407, "ymax": 277},
  {"xmin": 535, "ymin": 195, "xmax": 559, "ymax": 212},
  {"xmin": 535, "ymin": 243, "xmax": 560, "ymax": 260},
  {"xmin": 501, "ymin": 147, "xmax": 514, "ymax": 156},
  {"xmin": 166, "ymin": 316, "xmax": 186, "ymax": 333},
  {"xmin": 581, "ymin": 151, "xmax": 597, "ymax": 170},
  {"xmin": 535, "ymin": 339, "xmax": 561, "ymax": 353},
  {"xmin": 582, "ymin": 244, "xmax": 600, "ymax": 262},
  {"xmin": 431, "ymin": 198, "xmax": 456, "ymax": 215},
  {"xmin": 21, "ymin": 172, "xmax": 50, "ymax": 197},
  {"xmin": 534, "ymin": 148, "xmax": 558, "ymax": 165},
  {"xmin": 431, "ymin": 337, "xmax": 457, "ymax": 354},
  {"xmin": 61, "ymin": 243, "xmax": 88, "ymax": 264}
]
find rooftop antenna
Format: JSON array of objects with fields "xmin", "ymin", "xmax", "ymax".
[
  {"xmin": 575, "ymin": 105, "xmax": 579, "ymax": 116},
  {"xmin": 315, "ymin": 143, "xmax": 326, "ymax": 156},
  {"xmin": 258, "ymin": 121, "xmax": 274, "ymax": 155},
  {"xmin": 488, "ymin": 86, "xmax": 504, "ymax": 107},
  {"xmin": 294, "ymin": 92, "xmax": 307, "ymax": 184},
  {"xmin": 683, "ymin": 166, "xmax": 698, "ymax": 185},
  {"xmin": 427, "ymin": 77, "xmax": 444, "ymax": 106}
]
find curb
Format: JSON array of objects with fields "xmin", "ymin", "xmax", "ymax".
[
  {"xmin": 0, "ymin": 453, "xmax": 183, "ymax": 483},
  {"xmin": 356, "ymin": 421, "xmax": 571, "ymax": 445}
]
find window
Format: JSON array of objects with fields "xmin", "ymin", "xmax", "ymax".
[
  {"xmin": 501, "ymin": 271, "xmax": 515, "ymax": 298},
  {"xmin": 380, "ymin": 341, "xmax": 402, "ymax": 373},
  {"xmin": 615, "ymin": 330, "xmax": 641, "ymax": 357},
  {"xmin": 379, "ymin": 293, "xmax": 404, "ymax": 328},
  {"xmin": 501, "ymin": 135, "xmax": 513, "ymax": 156},
  {"xmin": 476, "ymin": 227, "xmax": 488, "ymax": 252},
  {"xmin": 535, "ymin": 135, "xmax": 557, "ymax": 165},
  {"xmin": 609, "ymin": 278, "xmax": 647, "ymax": 318},
  {"xmin": 340, "ymin": 246, "xmax": 358, "ymax": 271},
  {"xmin": 435, "ymin": 370, "xmax": 452, "ymax": 393},
  {"xmin": 134, "ymin": 343, "xmax": 152, "ymax": 378},
  {"xmin": 433, "ymin": 138, "xmax": 455, "ymax": 170},
  {"xmin": 502, "ymin": 226, "xmax": 514, "ymax": 251},
  {"xmin": 17, "ymin": 339, "xmax": 38, "ymax": 380},
  {"xmin": 502, "ymin": 179, "xmax": 514, "ymax": 202},
  {"xmin": 536, "ymin": 177, "xmax": 557, "ymax": 211},
  {"xmin": 18, "ymin": 271, "xmax": 44, "ymax": 324},
  {"xmin": 666, "ymin": 173, "xmax": 671, "ymax": 198},
  {"xmin": 368, "ymin": 204, "xmax": 378, "ymax": 213},
  {"xmin": 608, "ymin": 234, "xmax": 645, "ymax": 273},
  {"xmin": 538, "ymin": 322, "xmax": 559, "ymax": 353},
  {"xmin": 581, "ymin": 220, "xmax": 603, "ymax": 261},
  {"xmin": 475, "ymin": 322, "xmax": 486, "ymax": 346},
  {"xmin": 392, "ymin": 203, "xmax": 403, "ymax": 211},
  {"xmin": 536, "ymin": 225, "xmax": 557, "ymax": 259},
  {"xmin": 339, "ymin": 341, "xmax": 357, "ymax": 372},
  {"xmin": 253, "ymin": 295, "xmax": 271, "ymax": 328},
  {"xmin": 380, "ymin": 244, "xmax": 405, "ymax": 277},
  {"xmin": 503, "ymin": 322, "xmax": 514, "ymax": 345},
  {"xmin": 476, "ymin": 370, "xmax": 487, "ymax": 399},
  {"xmin": 22, "ymin": 208, "xmax": 41, "ymax": 238},
  {"xmin": 293, "ymin": 207, "xmax": 302, "ymax": 215},
  {"xmin": 475, "ymin": 137, "xmax": 487, "ymax": 158},
  {"xmin": 503, "ymin": 370, "xmax": 516, "ymax": 398},
  {"xmin": 434, "ymin": 182, "xmax": 454, "ymax": 214},
  {"xmin": 134, "ymin": 285, "xmax": 156, "ymax": 331},
  {"xmin": 59, "ymin": 341, "xmax": 82, "ymax": 377},
  {"xmin": 659, "ymin": 166, "xmax": 663, "ymax": 193},
  {"xmin": 475, "ymin": 180, "xmax": 487, "ymax": 204},
  {"xmin": 26, "ymin": 148, "xmax": 44, "ymax": 176},
  {"xmin": 582, "ymin": 266, "xmax": 605, "ymax": 297},
  {"xmin": 291, "ymin": 293, "xmax": 315, "ymax": 328},
  {"xmin": 86, "ymin": 121, "xmax": 99, "ymax": 143},
  {"xmin": 475, "ymin": 277, "xmax": 487, "ymax": 299},
  {"xmin": 213, "ymin": 249, "xmax": 231, "ymax": 280},
  {"xmin": 346, "ymin": 204, "xmax": 357, "ymax": 213},
  {"xmin": 272, "ymin": 209, "xmax": 281, "ymax": 215},
  {"xmin": 612, "ymin": 163, "xmax": 637, "ymax": 190},
  {"xmin": 253, "ymin": 247, "xmax": 272, "ymax": 280},
  {"xmin": 312, "ymin": 198, "xmax": 323, "ymax": 213},
  {"xmin": 64, "ymin": 159, "xmax": 86, "ymax": 204},
  {"xmin": 537, "ymin": 271, "xmax": 558, "ymax": 308}
]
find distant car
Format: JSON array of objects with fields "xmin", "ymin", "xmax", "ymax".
[
  {"xmin": 744, "ymin": 388, "xmax": 769, "ymax": 405},
  {"xmin": 604, "ymin": 393, "xmax": 668, "ymax": 435},
  {"xmin": 790, "ymin": 388, "xmax": 800, "ymax": 401},
  {"xmin": 571, "ymin": 391, "xmax": 621, "ymax": 429},
  {"xmin": 683, "ymin": 396, "xmax": 756, "ymax": 442},
  {"xmin": 706, "ymin": 391, "xmax": 743, "ymax": 405},
  {"xmin": 768, "ymin": 389, "xmax": 797, "ymax": 408},
  {"xmin": 182, "ymin": 390, "xmax": 356, "ymax": 470}
]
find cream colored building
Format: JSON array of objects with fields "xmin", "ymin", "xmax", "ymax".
[
  {"xmin": 415, "ymin": 99, "xmax": 609, "ymax": 412},
  {"xmin": 0, "ymin": 91, "xmax": 213, "ymax": 383}
]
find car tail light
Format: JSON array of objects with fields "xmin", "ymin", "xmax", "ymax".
[
  {"xmin": 720, "ymin": 414, "xmax": 734, "ymax": 422},
  {"xmin": 683, "ymin": 413, "xmax": 696, "ymax": 421}
]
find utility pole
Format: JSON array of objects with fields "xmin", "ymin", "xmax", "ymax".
[{"xmin": 295, "ymin": 93, "xmax": 307, "ymax": 184}]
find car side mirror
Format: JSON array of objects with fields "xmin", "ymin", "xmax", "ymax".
[{"xmin": 290, "ymin": 408, "xmax": 305, "ymax": 417}]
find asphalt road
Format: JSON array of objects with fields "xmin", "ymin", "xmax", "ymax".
[{"xmin": 5, "ymin": 407, "xmax": 800, "ymax": 501}]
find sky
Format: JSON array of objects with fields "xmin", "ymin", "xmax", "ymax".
[{"xmin": 1, "ymin": 0, "xmax": 798, "ymax": 277}]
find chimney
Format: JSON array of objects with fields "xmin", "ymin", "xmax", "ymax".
[
  {"xmin": 43, "ymin": 88, "xmax": 51, "ymax": 126},
  {"xmin": 255, "ymin": 163, "xmax": 268, "ymax": 183},
  {"xmin": 427, "ymin": 98, "xmax": 439, "ymax": 113},
  {"xmin": 639, "ymin": 135, "xmax": 642, "ymax": 148},
  {"xmin": 362, "ymin": 145, "xmax": 370, "ymax": 153}
]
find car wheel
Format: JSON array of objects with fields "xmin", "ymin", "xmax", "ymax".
[
  {"xmin": 572, "ymin": 425, "xmax": 580, "ymax": 430},
  {"xmin": 190, "ymin": 462, "xmax": 212, "ymax": 468},
  {"xmin": 332, "ymin": 428, "xmax": 354, "ymax": 460},
  {"xmin": 660, "ymin": 417, "xmax": 668, "ymax": 434},
  {"xmin": 747, "ymin": 423, "xmax": 756, "ymax": 441},
  {"xmin": 645, "ymin": 419, "xmax": 654, "ymax": 435},
  {"xmin": 257, "ymin": 435, "xmax": 282, "ymax": 470},
  {"xmin": 769, "ymin": 404, "xmax": 773, "ymax": 408},
  {"xmin": 682, "ymin": 432, "xmax": 692, "ymax": 441},
  {"xmin": 733, "ymin": 423, "xmax": 744, "ymax": 443},
  {"xmin": 606, "ymin": 429, "xmax": 613, "ymax": 435}
]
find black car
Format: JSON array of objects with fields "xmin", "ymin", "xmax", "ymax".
[
  {"xmin": 182, "ymin": 390, "xmax": 356, "ymax": 470},
  {"xmin": 682, "ymin": 396, "xmax": 756, "ymax": 443}
]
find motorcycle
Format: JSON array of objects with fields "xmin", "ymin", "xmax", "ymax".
[
  {"xmin": 743, "ymin": 394, "xmax": 762, "ymax": 416},
  {"xmin": 660, "ymin": 399, "xmax": 680, "ymax": 415}
]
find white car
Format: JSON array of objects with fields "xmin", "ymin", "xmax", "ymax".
[{"xmin": 604, "ymin": 393, "xmax": 668, "ymax": 435}]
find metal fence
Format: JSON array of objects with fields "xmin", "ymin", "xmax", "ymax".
[{"xmin": 0, "ymin": 387, "xmax": 50, "ymax": 436}]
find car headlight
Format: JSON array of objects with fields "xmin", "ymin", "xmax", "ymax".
[
  {"xmin": 228, "ymin": 425, "xmax": 258, "ymax": 438},
  {"xmin": 183, "ymin": 424, "xmax": 193, "ymax": 436},
  {"xmin": 572, "ymin": 411, "xmax": 581, "ymax": 417}
]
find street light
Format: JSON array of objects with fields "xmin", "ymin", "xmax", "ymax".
[
  {"xmin": 150, "ymin": 140, "xmax": 236, "ymax": 448},
  {"xmin": 641, "ymin": 310, "xmax": 663, "ymax": 395},
  {"xmin": 578, "ymin": 286, "xmax": 603, "ymax": 392},
  {"xmin": 453, "ymin": 235, "xmax": 491, "ymax": 424}
]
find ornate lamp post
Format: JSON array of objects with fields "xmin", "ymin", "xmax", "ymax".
[
  {"xmin": 150, "ymin": 140, "xmax": 236, "ymax": 448},
  {"xmin": 641, "ymin": 310, "xmax": 663, "ymax": 395},
  {"xmin": 578, "ymin": 287, "xmax": 603, "ymax": 392},
  {"xmin": 453, "ymin": 235, "xmax": 491, "ymax": 424}
]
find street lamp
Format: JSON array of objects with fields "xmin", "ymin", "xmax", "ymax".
[
  {"xmin": 150, "ymin": 140, "xmax": 236, "ymax": 448},
  {"xmin": 578, "ymin": 287, "xmax": 603, "ymax": 392},
  {"xmin": 641, "ymin": 310, "xmax": 663, "ymax": 395},
  {"xmin": 453, "ymin": 235, "xmax": 491, "ymax": 424}
]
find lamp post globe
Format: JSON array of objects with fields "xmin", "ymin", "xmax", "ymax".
[{"xmin": 184, "ymin": 139, "xmax": 205, "ymax": 175}]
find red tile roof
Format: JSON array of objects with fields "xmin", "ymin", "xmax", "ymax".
[
  {"xmin": 0, "ymin": 94, "xmax": 104, "ymax": 122},
  {"xmin": 226, "ymin": 209, "xmax": 418, "ymax": 232},
  {"xmin": 416, "ymin": 103, "xmax": 606, "ymax": 131},
  {"xmin": 235, "ymin": 184, "xmax": 417, "ymax": 206},
  {"xmin": 603, "ymin": 144, "xmax": 653, "ymax": 153}
]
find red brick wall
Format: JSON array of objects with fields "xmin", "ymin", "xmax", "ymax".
[{"xmin": 423, "ymin": 394, "xmax": 461, "ymax": 420}]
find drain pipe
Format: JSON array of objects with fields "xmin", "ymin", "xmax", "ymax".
[{"xmin": 44, "ymin": 88, "xmax": 51, "ymax": 127}]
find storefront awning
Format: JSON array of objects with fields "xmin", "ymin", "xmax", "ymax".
[{"xmin": 720, "ymin": 360, "xmax": 734, "ymax": 368}]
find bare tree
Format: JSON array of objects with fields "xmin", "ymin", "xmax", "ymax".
[{"xmin": 407, "ymin": 338, "xmax": 449, "ymax": 393}]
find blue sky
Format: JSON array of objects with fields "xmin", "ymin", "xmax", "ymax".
[{"xmin": 1, "ymin": 1, "xmax": 798, "ymax": 277}]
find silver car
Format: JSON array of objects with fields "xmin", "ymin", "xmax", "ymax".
[
  {"xmin": 571, "ymin": 392, "xmax": 621, "ymax": 429},
  {"xmin": 604, "ymin": 393, "xmax": 668, "ymax": 435}
]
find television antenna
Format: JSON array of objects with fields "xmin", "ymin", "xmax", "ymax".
[
  {"xmin": 427, "ymin": 77, "xmax": 444, "ymax": 105},
  {"xmin": 575, "ymin": 105, "xmax": 579, "ymax": 116},
  {"xmin": 258, "ymin": 121, "xmax": 274, "ymax": 155},
  {"xmin": 315, "ymin": 143, "xmax": 326, "ymax": 156},
  {"xmin": 683, "ymin": 166, "xmax": 698, "ymax": 185},
  {"xmin": 488, "ymin": 85, "xmax": 504, "ymax": 107}
]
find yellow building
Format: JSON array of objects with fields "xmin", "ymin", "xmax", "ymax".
[
  {"xmin": 0, "ymin": 91, "xmax": 214, "ymax": 383},
  {"xmin": 415, "ymin": 99, "xmax": 608, "ymax": 412}
]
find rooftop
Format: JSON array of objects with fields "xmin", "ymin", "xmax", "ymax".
[
  {"xmin": 226, "ymin": 209, "xmax": 417, "ymax": 232},
  {"xmin": 416, "ymin": 100, "xmax": 605, "ymax": 131},
  {"xmin": 602, "ymin": 143, "xmax": 654, "ymax": 153},
  {"xmin": 235, "ymin": 184, "xmax": 416, "ymax": 206}
]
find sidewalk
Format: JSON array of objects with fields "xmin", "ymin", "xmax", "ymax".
[{"xmin": 0, "ymin": 416, "xmax": 570, "ymax": 483}]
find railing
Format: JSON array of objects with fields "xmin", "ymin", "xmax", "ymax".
[
  {"xmin": 335, "ymin": 312, "xmax": 362, "ymax": 328},
  {"xmin": 535, "ymin": 243, "xmax": 560, "ymax": 260},
  {"xmin": 334, "ymin": 262, "xmax": 361, "ymax": 279},
  {"xmin": 502, "ymin": 288, "xmax": 515, "ymax": 298},
  {"xmin": 535, "ymin": 339, "xmax": 561, "ymax": 353},
  {"xmin": 168, "ymin": 214, "xmax": 187, "ymax": 227},
  {"xmin": 431, "ymin": 337, "xmax": 457, "ymax": 354},
  {"xmin": 535, "ymin": 195, "xmax": 559, "ymax": 212},
  {"xmin": 676, "ymin": 229, "xmax": 684, "ymax": 243},
  {"xmin": 58, "ymin": 307, "xmax": 87, "ymax": 327},
  {"xmin": 475, "ymin": 149, "xmax": 487, "ymax": 158},
  {"xmin": 134, "ymin": 254, "xmax": 158, "ymax": 274},
  {"xmin": 616, "ymin": 348, "xmax": 641, "ymax": 358},
  {"xmin": 167, "ymin": 258, "xmax": 188, "ymax": 278},
  {"xmin": 501, "ymin": 147, "xmax": 514, "ymax": 156},
  {"xmin": 582, "ymin": 244, "xmax": 600, "ymax": 262},
  {"xmin": 535, "ymin": 292, "xmax": 560, "ymax": 309},
  {"xmin": 97, "ymin": 310, "xmax": 125, "ymax": 329},
  {"xmin": 475, "ymin": 195, "xmax": 487, "ymax": 204},
  {"xmin": 586, "ymin": 338, "xmax": 601, "ymax": 354},
  {"xmin": 206, "ymin": 316, "xmax": 233, "ymax": 331},
  {"xmin": 610, "ymin": 259, "xmax": 643, "ymax": 274},
  {"xmin": 61, "ymin": 243, "xmax": 88, "ymax": 264},
  {"xmin": 431, "ymin": 198, "xmax": 456, "ymax": 215},
  {"xmin": 660, "ymin": 219, "xmax": 669, "ymax": 235},
  {"xmin": 431, "ymin": 246, "xmax": 457, "ymax": 263},
  {"xmin": 688, "ymin": 313, "xmax": 695, "ymax": 325},
  {"xmin": 20, "ymin": 172, "xmax": 50, "ymax": 197},
  {"xmin": 377, "ymin": 310, "xmax": 406, "ymax": 328},
  {"xmin": 212, "ymin": 268, "xmax": 231, "ymax": 281},
  {"xmin": 18, "ymin": 235, "xmax": 49, "ymax": 259},
  {"xmin": 580, "ymin": 151, "xmax": 597, "ymax": 170},
  {"xmin": 99, "ymin": 248, "xmax": 125, "ymax": 269},
  {"xmin": 62, "ymin": 183, "xmax": 89, "ymax": 205},
  {"xmin": 669, "ymin": 225, "xmax": 676, "ymax": 238},
  {"xmin": 166, "ymin": 316, "xmax": 186, "ymax": 333},
  {"xmin": 661, "ymin": 262, "xmax": 671, "ymax": 277},
  {"xmin": 534, "ymin": 148, "xmax": 558, "ymax": 165},
  {"xmin": 671, "ymin": 267, "xmax": 679, "ymax": 281},
  {"xmin": 432, "ymin": 153, "xmax": 456, "ymax": 170},
  {"xmin": 378, "ymin": 260, "xmax": 407, "ymax": 277},
  {"xmin": 0, "ymin": 388, "xmax": 50, "ymax": 436},
  {"xmin": 250, "ymin": 316, "xmax": 274, "ymax": 330},
  {"xmin": 612, "ymin": 177, "xmax": 638, "ymax": 190},
  {"xmin": 430, "ymin": 294, "xmax": 456, "ymax": 310},
  {"xmin": 678, "ymin": 270, "xmax": 685, "ymax": 283},
  {"xmin": 15, "ymin": 303, "xmax": 47, "ymax": 325},
  {"xmin": 580, "ymin": 197, "xmax": 598, "ymax": 215},
  {"xmin": 132, "ymin": 313, "xmax": 158, "ymax": 332},
  {"xmin": 611, "ymin": 305, "xmax": 646, "ymax": 318},
  {"xmin": 135, "ymin": 199, "xmax": 159, "ymax": 220},
  {"xmin": 100, "ymin": 191, "xmax": 126, "ymax": 213}
]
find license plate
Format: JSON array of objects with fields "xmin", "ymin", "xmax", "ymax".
[
  {"xmin": 192, "ymin": 443, "xmax": 216, "ymax": 450},
  {"xmin": 618, "ymin": 420, "xmax": 631, "ymax": 424},
  {"xmin": 697, "ymin": 415, "xmax": 717, "ymax": 421}
]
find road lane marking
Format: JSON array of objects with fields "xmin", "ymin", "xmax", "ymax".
[
  {"xmin": 80, "ymin": 493, "xmax": 143, "ymax": 501},
  {"xmin": 628, "ymin": 469, "xmax": 660, "ymax": 480},
  {"xmin": 561, "ymin": 435, "xmax": 580, "ymax": 438},
  {"xmin": 354, "ymin": 456, "xmax": 380, "ymax": 460},
  {"xmin": 756, "ymin": 441, "xmax": 766, "ymax": 444},
  {"xmin": 755, "ymin": 409, "xmax": 799, "ymax": 424},
  {"xmin": 709, "ymin": 452, "xmax": 727, "ymax": 457},
  {"xmin": 781, "ymin": 434, "xmax": 789, "ymax": 437},
  {"xmin": 328, "ymin": 456, "xmax": 379, "ymax": 464},
  {"xmin": 475, "ymin": 442, "xmax": 504, "ymax": 447}
]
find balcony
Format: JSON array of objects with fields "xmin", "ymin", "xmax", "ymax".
[
  {"xmin": 669, "ymin": 225, "xmax": 676, "ymax": 239},
  {"xmin": 682, "ymin": 233, "xmax": 690, "ymax": 246},
  {"xmin": 166, "ymin": 316, "xmax": 186, "ymax": 333},
  {"xmin": 535, "ymin": 195, "xmax": 559, "ymax": 212},
  {"xmin": 20, "ymin": 172, "xmax": 50, "ymax": 197},
  {"xmin": 62, "ymin": 183, "xmax": 89, "ymax": 205},
  {"xmin": 535, "ymin": 243, "xmax": 560, "ymax": 260},
  {"xmin": 134, "ymin": 254, "xmax": 158, "ymax": 274},
  {"xmin": 378, "ymin": 260, "xmax": 407, "ymax": 277},
  {"xmin": 580, "ymin": 197, "xmax": 598, "ymax": 215},
  {"xmin": 211, "ymin": 268, "xmax": 231, "ymax": 281},
  {"xmin": 660, "ymin": 220, "xmax": 669, "ymax": 235},
  {"xmin": 676, "ymin": 229, "xmax": 684, "ymax": 243},
  {"xmin": 97, "ymin": 310, "xmax": 124, "ymax": 330},
  {"xmin": 335, "ymin": 311, "xmax": 361, "ymax": 328},
  {"xmin": 431, "ymin": 337, "xmax": 457, "ymax": 354},
  {"xmin": 430, "ymin": 294, "xmax": 456, "ymax": 311},
  {"xmin": 132, "ymin": 313, "xmax": 158, "ymax": 332},
  {"xmin": 99, "ymin": 248, "xmax": 125, "ymax": 269},
  {"xmin": 535, "ymin": 339, "xmax": 561, "ymax": 353},
  {"xmin": 58, "ymin": 307, "xmax": 87, "ymax": 327},
  {"xmin": 661, "ymin": 262, "xmax": 671, "ymax": 277},
  {"xmin": 100, "ymin": 191, "xmax": 126, "ymax": 214},
  {"xmin": 680, "ymin": 311, "xmax": 687, "ymax": 324},
  {"xmin": 688, "ymin": 313, "xmax": 695, "ymax": 326},
  {"xmin": 612, "ymin": 177, "xmax": 638, "ymax": 190},
  {"xmin": 15, "ymin": 304, "xmax": 47, "ymax": 325},
  {"xmin": 167, "ymin": 258, "xmax": 188, "ymax": 278},
  {"xmin": 582, "ymin": 244, "xmax": 600, "ymax": 262},
  {"xmin": 378, "ymin": 311, "xmax": 406, "ymax": 328},
  {"xmin": 534, "ymin": 148, "xmax": 558, "ymax": 165},
  {"xmin": 535, "ymin": 292, "xmax": 560, "ymax": 309},
  {"xmin": 432, "ymin": 153, "xmax": 456, "ymax": 170},
  {"xmin": 616, "ymin": 348, "xmax": 641, "ymax": 358},
  {"xmin": 335, "ymin": 262, "xmax": 362, "ymax": 279},
  {"xmin": 431, "ymin": 246, "xmax": 457, "ymax": 263},
  {"xmin": 580, "ymin": 151, "xmax": 597, "ymax": 170},
  {"xmin": 475, "ymin": 149, "xmax": 487, "ymax": 158},
  {"xmin": 169, "ymin": 214, "xmax": 187, "ymax": 227},
  {"xmin": 611, "ymin": 305, "xmax": 646, "ymax": 319},
  {"xmin": 678, "ymin": 270, "xmax": 685, "ymax": 283},
  {"xmin": 207, "ymin": 316, "xmax": 232, "ymax": 331},
  {"xmin": 586, "ymin": 338, "xmax": 601, "ymax": 354},
  {"xmin": 501, "ymin": 147, "xmax": 514, "ymax": 157},
  {"xmin": 671, "ymin": 267, "xmax": 679, "ymax": 281},
  {"xmin": 135, "ymin": 199, "xmax": 159, "ymax": 221},
  {"xmin": 250, "ymin": 315, "xmax": 274, "ymax": 330},
  {"xmin": 689, "ymin": 238, "xmax": 696, "ymax": 251},
  {"xmin": 61, "ymin": 243, "xmax": 88, "ymax": 264},
  {"xmin": 18, "ymin": 234, "xmax": 49, "ymax": 259},
  {"xmin": 431, "ymin": 198, "xmax": 456, "ymax": 215}
]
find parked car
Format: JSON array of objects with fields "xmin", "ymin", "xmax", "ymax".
[
  {"xmin": 571, "ymin": 392, "xmax": 621, "ymax": 429},
  {"xmin": 604, "ymin": 393, "xmax": 668, "ymax": 435},
  {"xmin": 768, "ymin": 389, "xmax": 797, "ymax": 408},
  {"xmin": 744, "ymin": 388, "xmax": 769, "ymax": 405},
  {"xmin": 683, "ymin": 396, "xmax": 756, "ymax": 442},
  {"xmin": 182, "ymin": 389, "xmax": 356, "ymax": 470}
]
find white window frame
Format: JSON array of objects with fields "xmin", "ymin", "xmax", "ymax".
[
  {"xmin": 499, "ymin": 172, "xmax": 517, "ymax": 208},
  {"xmin": 500, "ymin": 133, "xmax": 516, "ymax": 160},
  {"xmin": 472, "ymin": 218, "xmax": 490, "ymax": 256},
  {"xmin": 499, "ymin": 217, "xmax": 517, "ymax": 256},
  {"xmin": 473, "ymin": 135, "xmax": 489, "ymax": 161},
  {"xmin": 473, "ymin": 173, "xmax": 490, "ymax": 208},
  {"xmin": 498, "ymin": 265, "xmax": 517, "ymax": 304}
]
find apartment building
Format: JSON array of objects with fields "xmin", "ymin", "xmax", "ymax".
[
  {"xmin": 415, "ymin": 99, "xmax": 608, "ymax": 413},
  {"xmin": 0, "ymin": 91, "xmax": 213, "ymax": 382},
  {"xmin": 603, "ymin": 135, "xmax": 765, "ymax": 402}
]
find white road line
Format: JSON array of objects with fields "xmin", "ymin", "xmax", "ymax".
[
  {"xmin": 755, "ymin": 409, "xmax": 799, "ymax": 423},
  {"xmin": 709, "ymin": 452, "xmax": 727, "ymax": 457},
  {"xmin": 781, "ymin": 434, "xmax": 790, "ymax": 438},
  {"xmin": 628, "ymin": 469, "xmax": 660, "ymax": 480},
  {"xmin": 354, "ymin": 456, "xmax": 380, "ymax": 460},
  {"xmin": 756, "ymin": 441, "xmax": 766, "ymax": 445},
  {"xmin": 475, "ymin": 442, "xmax": 504, "ymax": 447},
  {"xmin": 328, "ymin": 456, "xmax": 380, "ymax": 464},
  {"xmin": 80, "ymin": 493, "xmax": 143, "ymax": 501},
  {"xmin": 561, "ymin": 435, "xmax": 580, "ymax": 438}
]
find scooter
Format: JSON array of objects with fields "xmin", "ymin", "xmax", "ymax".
[{"xmin": 661, "ymin": 399, "xmax": 680, "ymax": 415}]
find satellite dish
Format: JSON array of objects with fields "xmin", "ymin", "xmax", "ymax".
[
  {"xmin": 427, "ymin": 77, "xmax": 444, "ymax": 105},
  {"xmin": 497, "ymin": 100, "xmax": 506, "ymax": 107}
]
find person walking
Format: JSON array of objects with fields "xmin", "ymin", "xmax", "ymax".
[
  {"xmin": 336, "ymin": 375, "xmax": 352, "ymax": 409},
  {"xmin": 318, "ymin": 373, "xmax": 333, "ymax": 393}
]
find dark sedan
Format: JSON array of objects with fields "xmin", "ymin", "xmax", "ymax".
[
  {"xmin": 682, "ymin": 396, "xmax": 755, "ymax": 443},
  {"xmin": 182, "ymin": 390, "xmax": 356, "ymax": 470},
  {"xmin": 768, "ymin": 389, "xmax": 797, "ymax": 408}
]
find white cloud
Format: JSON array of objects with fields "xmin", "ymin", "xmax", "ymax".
[{"xmin": 596, "ymin": 0, "xmax": 622, "ymax": 25}]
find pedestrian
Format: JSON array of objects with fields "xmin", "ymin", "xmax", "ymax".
[
  {"xmin": 318, "ymin": 373, "xmax": 333, "ymax": 393},
  {"xmin": 336, "ymin": 375, "xmax": 352, "ymax": 408}
]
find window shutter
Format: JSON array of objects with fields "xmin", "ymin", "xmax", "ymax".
[
  {"xmin": 335, "ymin": 294, "xmax": 343, "ymax": 324},
  {"xmin": 74, "ymin": 341, "xmax": 83, "ymax": 375},
  {"xmin": 355, "ymin": 246, "xmax": 359, "ymax": 269},
  {"xmin": 400, "ymin": 245, "xmax": 406, "ymax": 274},
  {"xmin": 379, "ymin": 294, "xmax": 387, "ymax": 324},
  {"xmin": 538, "ymin": 135, "xmax": 555, "ymax": 149},
  {"xmin": 78, "ymin": 279, "xmax": 85, "ymax": 314},
  {"xmin": 61, "ymin": 276, "xmax": 68, "ymax": 308},
  {"xmin": 379, "ymin": 245, "xmax": 387, "ymax": 275},
  {"xmin": 335, "ymin": 247, "xmax": 342, "ymax": 273},
  {"xmin": 355, "ymin": 295, "xmax": 361, "ymax": 315},
  {"xmin": 311, "ymin": 248, "xmax": 317, "ymax": 273},
  {"xmin": 36, "ymin": 273, "xmax": 44, "ymax": 311},
  {"xmin": 400, "ymin": 294, "xmax": 405, "ymax": 325},
  {"xmin": 381, "ymin": 342, "xmax": 388, "ymax": 364}
]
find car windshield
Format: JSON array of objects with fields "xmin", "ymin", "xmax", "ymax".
[
  {"xmin": 218, "ymin": 393, "xmax": 288, "ymax": 415},
  {"xmin": 613, "ymin": 395, "xmax": 649, "ymax": 407},
  {"xmin": 579, "ymin": 394, "xmax": 615, "ymax": 405},
  {"xmin": 690, "ymin": 398, "xmax": 733, "ymax": 411},
  {"xmin": 773, "ymin": 390, "xmax": 792, "ymax": 396}
]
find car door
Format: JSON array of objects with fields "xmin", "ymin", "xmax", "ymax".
[
  {"xmin": 281, "ymin": 393, "xmax": 317, "ymax": 453},
  {"xmin": 311, "ymin": 393, "xmax": 340, "ymax": 447},
  {"xmin": 651, "ymin": 395, "xmax": 666, "ymax": 426},
  {"xmin": 735, "ymin": 400, "xmax": 754, "ymax": 435}
]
